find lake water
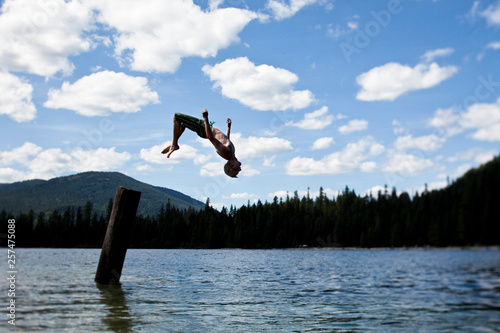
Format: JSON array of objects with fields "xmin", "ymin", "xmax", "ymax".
[{"xmin": 1, "ymin": 248, "xmax": 500, "ymax": 332}]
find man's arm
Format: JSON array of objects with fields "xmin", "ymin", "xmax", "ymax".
[
  {"xmin": 226, "ymin": 118, "xmax": 231, "ymax": 139},
  {"xmin": 202, "ymin": 109, "xmax": 213, "ymax": 141},
  {"xmin": 202, "ymin": 109, "xmax": 230, "ymax": 158}
]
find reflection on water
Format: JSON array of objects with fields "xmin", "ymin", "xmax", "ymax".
[
  {"xmin": 1, "ymin": 248, "xmax": 499, "ymax": 332},
  {"xmin": 97, "ymin": 283, "xmax": 132, "ymax": 333}
]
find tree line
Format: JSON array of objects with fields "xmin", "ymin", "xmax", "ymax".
[{"xmin": 3, "ymin": 156, "xmax": 500, "ymax": 249}]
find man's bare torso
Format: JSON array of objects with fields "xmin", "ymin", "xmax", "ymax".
[{"xmin": 211, "ymin": 127, "xmax": 235, "ymax": 160}]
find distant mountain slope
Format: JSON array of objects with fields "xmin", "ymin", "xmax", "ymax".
[{"xmin": 0, "ymin": 171, "xmax": 204, "ymax": 216}]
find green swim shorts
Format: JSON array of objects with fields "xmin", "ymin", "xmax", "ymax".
[{"xmin": 174, "ymin": 113, "xmax": 207, "ymax": 139}]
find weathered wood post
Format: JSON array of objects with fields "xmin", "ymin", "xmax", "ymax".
[{"xmin": 95, "ymin": 186, "xmax": 141, "ymax": 285}]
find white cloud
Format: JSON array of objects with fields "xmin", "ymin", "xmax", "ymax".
[
  {"xmin": 200, "ymin": 162, "xmax": 225, "ymax": 177},
  {"xmin": 136, "ymin": 164, "xmax": 151, "ymax": 172},
  {"xmin": 447, "ymin": 148, "xmax": 497, "ymax": 164},
  {"xmin": 90, "ymin": 0, "xmax": 264, "ymax": 73},
  {"xmin": 438, "ymin": 163, "xmax": 475, "ymax": 182},
  {"xmin": 394, "ymin": 134, "xmax": 445, "ymax": 152},
  {"xmin": 383, "ymin": 152, "xmax": 434, "ymax": 176},
  {"xmin": 428, "ymin": 107, "xmax": 463, "ymax": 137},
  {"xmin": 356, "ymin": 62, "xmax": 458, "ymax": 101},
  {"xmin": 268, "ymin": 187, "xmax": 339, "ymax": 200},
  {"xmin": 0, "ymin": 168, "xmax": 26, "ymax": 183},
  {"xmin": 361, "ymin": 185, "xmax": 387, "ymax": 198},
  {"xmin": 310, "ymin": 137, "xmax": 335, "ymax": 150},
  {"xmin": 0, "ymin": 72, "xmax": 36, "ymax": 122},
  {"xmin": 286, "ymin": 137, "xmax": 384, "ymax": 176},
  {"xmin": 460, "ymin": 97, "xmax": 500, "ymax": 141},
  {"xmin": 481, "ymin": 0, "xmax": 500, "ymax": 26},
  {"xmin": 225, "ymin": 192, "xmax": 257, "ymax": 199},
  {"xmin": 61, "ymin": 147, "xmax": 131, "ymax": 174},
  {"xmin": 0, "ymin": 0, "xmax": 93, "ymax": 77},
  {"xmin": 44, "ymin": 71, "xmax": 159, "ymax": 116},
  {"xmin": 140, "ymin": 141, "xmax": 211, "ymax": 165},
  {"xmin": 240, "ymin": 165, "xmax": 261, "ymax": 177},
  {"xmin": 230, "ymin": 132, "xmax": 294, "ymax": 159},
  {"xmin": 0, "ymin": 142, "xmax": 131, "ymax": 181},
  {"xmin": 286, "ymin": 106, "xmax": 334, "ymax": 129},
  {"xmin": 429, "ymin": 98, "xmax": 500, "ymax": 141},
  {"xmin": 338, "ymin": 119, "xmax": 368, "ymax": 134},
  {"xmin": 266, "ymin": 0, "xmax": 318, "ymax": 20},
  {"xmin": 0, "ymin": 142, "xmax": 42, "ymax": 166},
  {"xmin": 450, "ymin": 164, "xmax": 473, "ymax": 179},
  {"xmin": 487, "ymin": 41, "xmax": 500, "ymax": 50},
  {"xmin": 202, "ymin": 57, "xmax": 315, "ymax": 111},
  {"xmin": 421, "ymin": 47, "xmax": 454, "ymax": 63}
]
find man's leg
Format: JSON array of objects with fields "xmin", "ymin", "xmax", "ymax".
[{"xmin": 161, "ymin": 115, "xmax": 185, "ymax": 157}]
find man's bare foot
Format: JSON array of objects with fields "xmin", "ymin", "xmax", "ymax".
[
  {"xmin": 161, "ymin": 144, "xmax": 179, "ymax": 158},
  {"xmin": 161, "ymin": 145, "xmax": 171, "ymax": 154}
]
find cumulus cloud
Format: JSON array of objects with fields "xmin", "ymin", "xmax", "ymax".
[
  {"xmin": 0, "ymin": 142, "xmax": 42, "ymax": 166},
  {"xmin": 268, "ymin": 188, "xmax": 339, "ymax": 200},
  {"xmin": 285, "ymin": 137, "xmax": 384, "ymax": 176},
  {"xmin": 0, "ymin": 167, "xmax": 26, "ymax": 183},
  {"xmin": 0, "ymin": 142, "xmax": 130, "ymax": 181},
  {"xmin": 447, "ymin": 148, "xmax": 497, "ymax": 165},
  {"xmin": 460, "ymin": 97, "xmax": 500, "ymax": 141},
  {"xmin": 90, "ymin": 0, "xmax": 264, "ymax": 73},
  {"xmin": 240, "ymin": 165, "xmax": 261, "ymax": 177},
  {"xmin": 139, "ymin": 141, "xmax": 211, "ymax": 165},
  {"xmin": 361, "ymin": 185, "xmax": 387, "ymax": 198},
  {"xmin": 394, "ymin": 134, "xmax": 445, "ymax": 152},
  {"xmin": 429, "ymin": 98, "xmax": 500, "ymax": 142},
  {"xmin": 202, "ymin": 57, "xmax": 315, "ymax": 111},
  {"xmin": 428, "ymin": 107, "xmax": 463, "ymax": 137},
  {"xmin": 266, "ymin": 0, "xmax": 318, "ymax": 20},
  {"xmin": 286, "ymin": 106, "xmax": 335, "ymax": 130},
  {"xmin": 382, "ymin": 152, "xmax": 434, "ymax": 176},
  {"xmin": 224, "ymin": 192, "xmax": 257, "ymax": 200},
  {"xmin": 44, "ymin": 71, "xmax": 159, "ymax": 116},
  {"xmin": 0, "ymin": 0, "xmax": 266, "ymax": 76},
  {"xmin": 0, "ymin": 72, "xmax": 36, "ymax": 122},
  {"xmin": 338, "ymin": 119, "xmax": 368, "ymax": 134},
  {"xmin": 310, "ymin": 137, "xmax": 335, "ymax": 150},
  {"xmin": 230, "ymin": 133, "xmax": 294, "ymax": 159},
  {"xmin": 200, "ymin": 161, "xmax": 225, "ymax": 177},
  {"xmin": 356, "ymin": 61, "xmax": 458, "ymax": 101},
  {"xmin": 0, "ymin": 0, "xmax": 93, "ymax": 77}
]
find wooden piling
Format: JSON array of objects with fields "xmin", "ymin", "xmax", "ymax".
[{"xmin": 95, "ymin": 186, "xmax": 141, "ymax": 285}]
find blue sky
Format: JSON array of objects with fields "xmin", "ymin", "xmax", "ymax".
[{"xmin": 1, "ymin": 0, "xmax": 499, "ymax": 210}]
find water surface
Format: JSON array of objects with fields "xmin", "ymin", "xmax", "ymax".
[{"xmin": 1, "ymin": 248, "xmax": 499, "ymax": 332}]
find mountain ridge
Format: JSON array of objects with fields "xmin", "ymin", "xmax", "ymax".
[{"xmin": 0, "ymin": 171, "xmax": 205, "ymax": 216}]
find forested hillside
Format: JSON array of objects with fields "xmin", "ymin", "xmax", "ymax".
[
  {"xmin": 0, "ymin": 171, "xmax": 204, "ymax": 216},
  {"xmin": 3, "ymin": 155, "xmax": 499, "ymax": 248}
]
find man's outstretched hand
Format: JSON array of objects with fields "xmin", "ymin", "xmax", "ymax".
[
  {"xmin": 202, "ymin": 109, "xmax": 208, "ymax": 119},
  {"xmin": 227, "ymin": 118, "xmax": 231, "ymax": 127}
]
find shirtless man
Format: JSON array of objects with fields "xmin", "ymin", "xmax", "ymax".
[{"xmin": 161, "ymin": 109, "xmax": 242, "ymax": 178}]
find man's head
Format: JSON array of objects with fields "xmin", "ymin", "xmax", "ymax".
[{"xmin": 224, "ymin": 159, "xmax": 241, "ymax": 178}]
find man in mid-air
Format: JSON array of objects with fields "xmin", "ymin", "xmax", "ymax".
[{"xmin": 162, "ymin": 109, "xmax": 241, "ymax": 178}]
